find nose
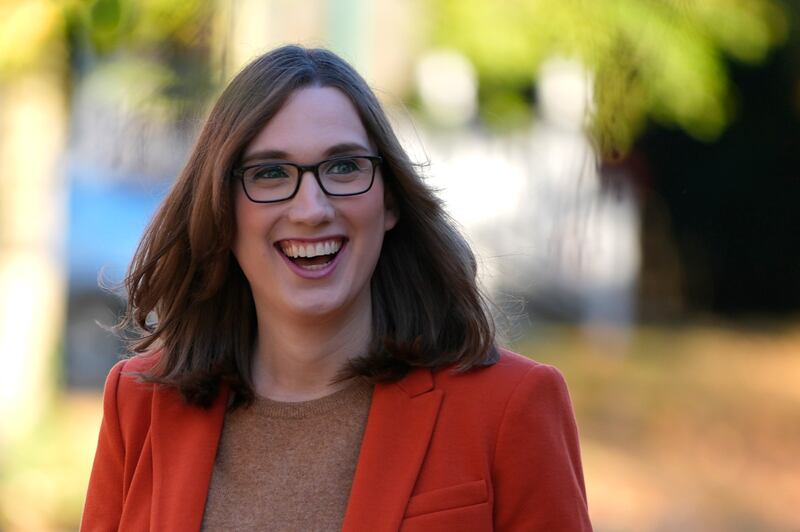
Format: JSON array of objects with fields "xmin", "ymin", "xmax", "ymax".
[{"xmin": 286, "ymin": 170, "xmax": 335, "ymax": 225}]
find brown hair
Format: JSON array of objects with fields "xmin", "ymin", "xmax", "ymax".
[{"xmin": 123, "ymin": 45, "xmax": 497, "ymax": 408}]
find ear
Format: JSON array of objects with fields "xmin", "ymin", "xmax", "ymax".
[{"xmin": 383, "ymin": 189, "xmax": 399, "ymax": 231}]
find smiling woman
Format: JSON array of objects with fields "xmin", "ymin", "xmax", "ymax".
[{"xmin": 81, "ymin": 45, "xmax": 592, "ymax": 531}]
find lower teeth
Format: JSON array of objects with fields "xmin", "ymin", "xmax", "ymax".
[
  {"xmin": 301, "ymin": 260, "xmax": 332, "ymax": 271},
  {"xmin": 287, "ymin": 253, "xmax": 336, "ymax": 270}
]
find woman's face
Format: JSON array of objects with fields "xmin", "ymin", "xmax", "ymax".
[{"xmin": 232, "ymin": 86, "xmax": 397, "ymax": 323}]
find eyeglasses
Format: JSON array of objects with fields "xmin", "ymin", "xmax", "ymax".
[{"xmin": 233, "ymin": 155, "xmax": 382, "ymax": 203}]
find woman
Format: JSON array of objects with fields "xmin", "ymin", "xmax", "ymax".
[{"xmin": 82, "ymin": 45, "xmax": 592, "ymax": 531}]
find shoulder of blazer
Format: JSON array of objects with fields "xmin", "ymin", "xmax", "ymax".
[
  {"xmin": 107, "ymin": 355, "xmax": 160, "ymax": 446},
  {"xmin": 107, "ymin": 353, "xmax": 230, "ymax": 454},
  {"xmin": 426, "ymin": 347, "xmax": 573, "ymax": 434},
  {"xmin": 110, "ymin": 353, "xmax": 197, "ymax": 442},
  {"xmin": 116, "ymin": 353, "xmax": 161, "ymax": 400},
  {"xmin": 431, "ymin": 348, "xmax": 557, "ymax": 397}
]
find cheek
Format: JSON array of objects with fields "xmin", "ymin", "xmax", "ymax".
[
  {"xmin": 232, "ymin": 193, "xmax": 248, "ymax": 249},
  {"xmin": 232, "ymin": 192, "xmax": 266, "ymax": 259},
  {"xmin": 356, "ymin": 201, "xmax": 393, "ymax": 256},
  {"xmin": 365, "ymin": 181, "xmax": 396, "ymax": 233}
]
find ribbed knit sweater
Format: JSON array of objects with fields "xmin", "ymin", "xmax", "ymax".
[{"xmin": 201, "ymin": 378, "xmax": 374, "ymax": 531}]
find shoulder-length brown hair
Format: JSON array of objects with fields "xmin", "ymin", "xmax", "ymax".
[{"xmin": 124, "ymin": 45, "xmax": 497, "ymax": 408}]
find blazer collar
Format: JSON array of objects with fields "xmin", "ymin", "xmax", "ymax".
[
  {"xmin": 148, "ymin": 368, "xmax": 442, "ymax": 532},
  {"xmin": 342, "ymin": 368, "xmax": 443, "ymax": 532}
]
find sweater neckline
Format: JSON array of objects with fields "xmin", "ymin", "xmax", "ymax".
[{"xmin": 248, "ymin": 377, "xmax": 373, "ymax": 419}]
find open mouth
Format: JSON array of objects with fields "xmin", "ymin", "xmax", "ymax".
[{"xmin": 277, "ymin": 238, "xmax": 345, "ymax": 271}]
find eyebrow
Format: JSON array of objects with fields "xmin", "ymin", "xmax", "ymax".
[{"xmin": 241, "ymin": 142, "xmax": 373, "ymax": 164}]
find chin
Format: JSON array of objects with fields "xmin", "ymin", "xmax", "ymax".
[
  {"xmin": 283, "ymin": 291, "xmax": 361, "ymax": 321},
  {"xmin": 289, "ymin": 301, "xmax": 339, "ymax": 319}
]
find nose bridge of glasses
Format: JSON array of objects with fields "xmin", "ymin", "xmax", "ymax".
[
  {"xmin": 294, "ymin": 163, "xmax": 330, "ymax": 202},
  {"xmin": 286, "ymin": 167, "xmax": 335, "ymax": 224}
]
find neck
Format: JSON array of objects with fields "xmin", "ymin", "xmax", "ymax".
[{"xmin": 250, "ymin": 294, "xmax": 372, "ymax": 402}]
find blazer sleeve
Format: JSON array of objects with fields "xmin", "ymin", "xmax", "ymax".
[
  {"xmin": 491, "ymin": 364, "xmax": 592, "ymax": 531},
  {"xmin": 81, "ymin": 359, "xmax": 127, "ymax": 530}
]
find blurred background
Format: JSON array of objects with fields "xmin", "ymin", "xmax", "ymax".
[{"xmin": 0, "ymin": 0, "xmax": 798, "ymax": 530}]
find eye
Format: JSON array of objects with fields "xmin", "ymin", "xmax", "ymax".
[
  {"xmin": 247, "ymin": 164, "xmax": 291, "ymax": 180},
  {"xmin": 325, "ymin": 158, "xmax": 361, "ymax": 175}
]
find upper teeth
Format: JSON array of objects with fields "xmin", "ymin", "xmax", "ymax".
[{"xmin": 280, "ymin": 239, "xmax": 342, "ymax": 258}]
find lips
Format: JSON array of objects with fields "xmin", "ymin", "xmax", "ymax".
[{"xmin": 276, "ymin": 237, "xmax": 345, "ymax": 271}]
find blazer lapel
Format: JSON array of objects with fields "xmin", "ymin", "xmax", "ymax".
[
  {"xmin": 342, "ymin": 369, "xmax": 443, "ymax": 532},
  {"xmin": 150, "ymin": 385, "xmax": 229, "ymax": 531}
]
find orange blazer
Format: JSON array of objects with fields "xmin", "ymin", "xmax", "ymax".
[{"xmin": 81, "ymin": 350, "xmax": 592, "ymax": 531}]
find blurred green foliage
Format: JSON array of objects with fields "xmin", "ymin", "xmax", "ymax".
[
  {"xmin": 0, "ymin": 0, "xmax": 214, "ymax": 114},
  {"xmin": 2, "ymin": 0, "xmax": 789, "ymax": 155},
  {"xmin": 81, "ymin": 0, "xmax": 210, "ymax": 52},
  {"xmin": 429, "ymin": 0, "xmax": 788, "ymax": 155}
]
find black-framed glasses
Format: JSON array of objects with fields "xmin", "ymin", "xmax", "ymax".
[{"xmin": 233, "ymin": 155, "xmax": 382, "ymax": 203}]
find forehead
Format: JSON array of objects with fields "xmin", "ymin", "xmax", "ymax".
[{"xmin": 244, "ymin": 86, "xmax": 372, "ymax": 161}]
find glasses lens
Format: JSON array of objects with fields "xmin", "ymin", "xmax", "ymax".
[
  {"xmin": 242, "ymin": 164, "xmax": 298, "ymax": 202},
  {"xmin": 319, "ymin": 157, "xmax": 374, "ymax": 195}
]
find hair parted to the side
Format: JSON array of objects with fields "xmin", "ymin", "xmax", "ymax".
[{"xmin": 122, "ymin": 44, "xmax": 498, "ymax": 409}]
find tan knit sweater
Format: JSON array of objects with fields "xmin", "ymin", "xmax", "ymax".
[{"xmin": 201, "ymin": 378, "xmax": 374, "ymax": 531}]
